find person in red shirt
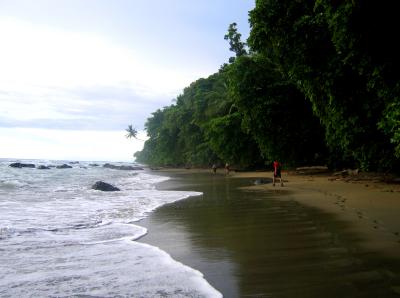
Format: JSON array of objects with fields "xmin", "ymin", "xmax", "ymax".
[{"xmin": 273, "ymin": 160, "xmax": 283, "ymax": 187}]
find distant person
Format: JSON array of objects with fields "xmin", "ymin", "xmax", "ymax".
[
  {"xmin": 225, "ymin": 163, "xmax": 230, "ymax": 175},
  {"xmin": 273, "ymin": 160, "xmax": 283, "ymax": 187},
  {"xmin": 212, "ymin": 164, "xmax": 217, "ymax": 174}
]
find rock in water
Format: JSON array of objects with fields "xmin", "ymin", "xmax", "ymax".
[
  {"xmin": 37, "ymin": 165, "xmax": 51, "ymax": 170},
  {"xmin": 103, "ymin": 163, "xmax": 144, "ymax": 170},
  {"xmin": 9, "ymin": 163, "xmax": 35, "ymax": 168},
  {"xmin": 56, "ymin": 164, "xmax": 73, "ymax": 169},
  {"xmin": 91, "ymin": 181, "xmax": 120, "ymax": 191}
]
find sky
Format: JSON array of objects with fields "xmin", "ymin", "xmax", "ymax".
[{"xmin": 0, "ymin": 0, "xmax": 254, "ymax": 161}]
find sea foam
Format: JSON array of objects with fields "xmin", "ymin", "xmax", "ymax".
[{"xmin": 0, "ymin": 159, "xmax": 221, "ymax": 297}]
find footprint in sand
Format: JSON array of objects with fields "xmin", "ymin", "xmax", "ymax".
[{"xmin": 373, "ymin": 219, "xmax": 383, "ymax": 225}]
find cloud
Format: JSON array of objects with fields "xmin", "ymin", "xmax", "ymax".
[
  {"xmin": 0, "ymin": 17, "xmax": 211, "ymax": 131},
  {"xmin": 0, "ymin": 17, "xmax": 198, "ymax": 95},
  {"xmin": 0, "ymin": 0, "xmax": 256, "ymax": 161},
  {"xmin": 0, "ymin": 85, "xmax": 170, "ymax": 130},
  {"xmin": 0, "ymin": 127, "xmax": 147, "ymax": 161}
]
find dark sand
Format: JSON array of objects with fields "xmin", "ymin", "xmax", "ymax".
[{"xmin": 138, "ymin": 171, "xmax": 400, "ymax": 297}]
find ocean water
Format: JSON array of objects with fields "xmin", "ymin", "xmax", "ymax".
[{"xmin": 0, "ymin": 158, "xmax": 221, "ymax": 297}]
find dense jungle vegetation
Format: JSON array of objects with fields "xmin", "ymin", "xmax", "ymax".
[{"xmin": 134, "ymin": 0, "xmax": 400, "ymax": 171}]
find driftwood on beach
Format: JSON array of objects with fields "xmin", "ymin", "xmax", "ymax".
[
  {"xmin": 333, "ymin": 169, "xmax": 359, "ymax": 177},
  {"xmin": 295, "ymin": 166, "xmax": 330, "ymax": 175}
]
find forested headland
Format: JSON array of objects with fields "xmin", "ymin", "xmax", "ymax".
[{"xmin": 134, "ymin": 0, "xmax": 400, "ymax": 172}]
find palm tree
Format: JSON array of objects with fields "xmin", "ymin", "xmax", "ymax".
[{"xmin": 125, "ymin": 125, "xmax": 143, "ymax": 141}]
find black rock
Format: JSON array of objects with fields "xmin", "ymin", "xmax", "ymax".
[
  {"xmin": 103, "ymin": 163, "xmax": 144, "ymax": 171},
  {"xmin": 9, "ymin": 162, "xmax": 35, "ymax": 168},
  {"xmin": 56, "ymin": 164, "xmax": 73, "ymax": 169},
  {"xmin": 89, "ymin": 163, "xmax": 99, "ymax": 167},
  {"xmin": 91, "ymin": 181, "xmax": 120, "ymax": 191},
  {"xmin": 37, "ymin": 165, "xmax": 51, "ymax": 170}
]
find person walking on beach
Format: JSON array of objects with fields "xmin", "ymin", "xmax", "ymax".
[
  {"xmin": 273, "ymin": 160, "xmax": 283, "ymax": 187},
  {"xmin": 225, "ymin": 163, "xmax": 230, "ymax": 175},
  {"xmin": 212, "ymin": 163, "xmax": 217, "ymax": 174}
]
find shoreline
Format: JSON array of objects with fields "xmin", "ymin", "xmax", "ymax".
[{"xmin": 138, "ymin": 168, "xmax": 400, "ymax": 297}]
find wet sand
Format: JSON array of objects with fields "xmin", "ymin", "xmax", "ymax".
[{"xmin": 138, "ymin": 170, "xmax": 400, "ymax": 297}]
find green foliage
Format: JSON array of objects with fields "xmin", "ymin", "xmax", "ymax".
[
  {"xmin": 224, "ymin": 22, "xmax": 248, "ymax": 63},
  {"xmin": 135, "ymin": 68, "xmax": 263, "ymax": 168},
  {"xmin": 135, "ymin": 4, "xmax": 400, "ymax": 171},
  {"xmin": 205, "ymin": 112, "xmax": 263, "ymax": 167},
  {"xmin": 125, "ymin": 125, "xmax": 138, "ymax": 139},
  {"xmin": 228, "ymin": 55, "xmax": 327, "ymax": 166},
  {"xmin": 380, "ymin": 101, "xmax": 400, "ymax": 158},
  {"xmin": 248, "ymin": 0, "xmax": 399, "ymax": 170}
]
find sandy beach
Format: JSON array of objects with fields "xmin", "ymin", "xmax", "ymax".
[
  {"xmin": 139, "ymin": 169, "xmax": 400, "ymax": 297},
  {"xmin": 234, "ymin": 170, "xmax": 400, "ymax": 257}
]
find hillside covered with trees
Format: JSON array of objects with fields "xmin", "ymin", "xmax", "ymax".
[{"xmin": 134, "ymin": 0, "xmax": 400, "ymax": 172}]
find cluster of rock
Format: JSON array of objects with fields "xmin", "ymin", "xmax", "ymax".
[
  {"xmin": 8, "ymin": 162, "xmax": 74, "ymax": 169},
  {"xmin": 9, "ymin": 162, "xmax": 35, "ymax": 168},
  {"xmin": 103, "ymin": 163, "xmax": 144, "ymax": 171},
  {"xmin": 9, "ymin": 162, "xmax": 143, "ymax": 171},
  {"xmin": 93, "ymin": 163, "xmax": 145, "ymax": 191},
  {"xmin": 9, "ymin": 162, "xmax": 142, "ymax": 192}
]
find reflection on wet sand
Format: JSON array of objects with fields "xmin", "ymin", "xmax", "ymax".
[{"xmin": 139, "ymin": 172, "xmax": 400, "ymax": 297}]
